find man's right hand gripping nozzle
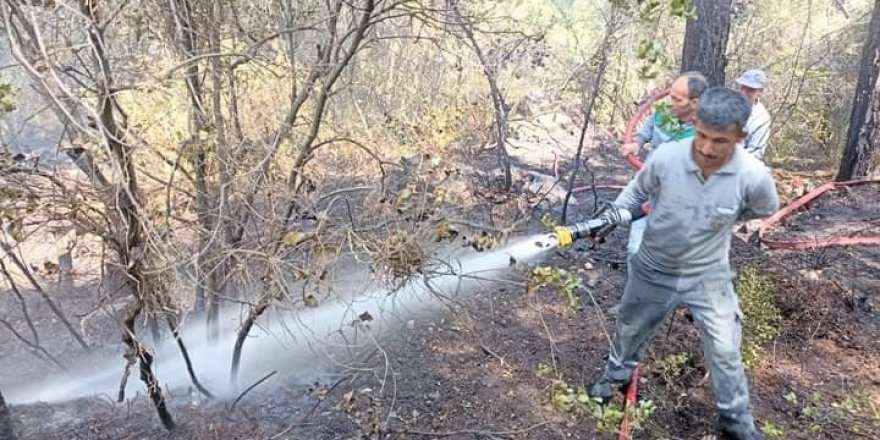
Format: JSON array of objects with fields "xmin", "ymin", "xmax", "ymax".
[{"xmin": 555, "ymin": 204, "xmax": 645, "ymax": 248}]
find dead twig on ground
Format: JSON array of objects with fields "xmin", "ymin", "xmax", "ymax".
[
  {"xmin": 228, "ymin": 370, "xmax": 277, "ymax": 413},
  {"xmin": 426, "ymin": 274, "xmax": 507, "ymax": 365}
]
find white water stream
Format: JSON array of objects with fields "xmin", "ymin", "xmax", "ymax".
[{"xmin": 5, "ymin": 233, "xmax": 560, "ymax": 405}]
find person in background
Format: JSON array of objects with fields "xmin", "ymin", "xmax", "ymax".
[
  {"xmin": 618, "ymin": 72, "xmax": 709, "ymax": 259},
  {"xmin": 735, "ymin": 69, "xmax": 772, "ymax": 160}
]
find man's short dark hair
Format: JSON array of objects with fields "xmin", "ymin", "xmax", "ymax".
[
  {"xmin": 697, "ymin": 87, "xmax": 752, "ymax": 131},
  {"xmin": 680, "ymin": 71, "xmax": 709, "ymax": 99}
]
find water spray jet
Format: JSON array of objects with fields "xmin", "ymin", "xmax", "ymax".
[{"xmin": 4, "ymin": 202, "xmax": 647, "ymax": 408}]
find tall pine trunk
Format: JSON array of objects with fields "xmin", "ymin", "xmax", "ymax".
[
  {"xmin": 681, "ymin": 0, "xmax": 732, "ymax": 87},
  {"xmin": 837, "ymin": 0, "xmax": 880, "ymax": 181}
]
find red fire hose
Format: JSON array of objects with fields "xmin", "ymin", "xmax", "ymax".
[
  {"xmin": 616, "ymin": 364, "xmax": 643, "ymax": 440},
  {"xmin": 622, "ymin": 88, "xmax": 669, "ymax": 171},
  {"xmin": 758, "ymin": 178, "xmax": 880, "ymax": 249}
]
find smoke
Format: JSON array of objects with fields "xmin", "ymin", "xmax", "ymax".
[{"xmin": 4, "ymin": 233, "xmax": 560, "ymax": 405}]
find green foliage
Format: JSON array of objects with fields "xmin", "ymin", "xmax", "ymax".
[
  {"xmin": 738, "ymin": 266, "xmax": 781, "ymax": 368},
  {"xmin": 535, "ymin": 362, "xmax": 556, "ymax": 379},
  {"xmin": 550, "ymin": 379, "xmax": 656, "ymax": 434},
  {"xmin": 779, "ymin": 387, "xmax": 878, "ymax": 437},
  {"xmin": 657, "ymin": 351, "xmax": 688, "ymax": 382},
  {"xmin": 800, "ymin": 405, "xmax": 819, "ymax": 419},
  {"xmin": 761, "ymin": 420, "xmax": 786, "ymax": 439},
  {"xmin": 668, "ymin": 0, "xmax": 696, "ymax": 19},
  {"xmin": 653, "ymin": 101, "xmax": 691, "ymax": 138},
  {"xmin": 0, "ymin": 83, "xmax": 15, "ymax": 115},
  {"xmin": 609, "ymin": 0, "xmax": 694, "ymax": 19},
  {"xmin": 529, "ymin": 266, "xmax": 583, "ymax": 310},
  {"xmin": 609, "ymin": 0, "xmax": 695, "ymax": 78},
  {"xmin": 550, "ymin": 381, "xmax": 592, "ymax": 412},
  {"xmin": 777, "ymin": 389, "xmax": 822, "ymax": 435},
  {"xmin": 540, "ymin": 213, "xmax": 558, "ymax": 229},
  {"xmin": 833, "ymin": 390, "xmax": 880, "ymax": 420},
  {"xmin": 636, "ymin": 41, "xmax": 663, "ymax": 78}
]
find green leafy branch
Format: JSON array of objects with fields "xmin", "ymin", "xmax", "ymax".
[
  {"xmin": 528, "ymin": 266, "xmax": 583, "ymax": 310},
  {"xmin": 550, "ymin": 379, "xmax": 656, "ymax": 434},
  {"xmin": 653, "ymin": 101, "xmax": 690, "ymax": 138},
  {"xmin": 608, "ymin": 0, "xmax": 697, "ymax": 78}
]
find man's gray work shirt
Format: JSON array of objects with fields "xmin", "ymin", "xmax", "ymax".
[{"xmin": 614, "ymin": 139, "xmax": 779, "ymax": 276}]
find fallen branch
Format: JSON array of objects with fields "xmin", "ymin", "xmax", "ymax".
[
  {"xmin": 0, "ymin": 257, "xmax": 40, "ymax": 347},
  {"xmin": 0, "ymin": 241, "xmax": 90, "ymax": 351},
  {"xmin": 0, "ymin": 319, "xmax": 68, "ymax": 372},
  {"xmin": 166, "ymin": 316, "xmax": 214, "ymax": 400},
  {"xmin": 228, "ymin": 370, "xmax": 277, "ymax": 412}
]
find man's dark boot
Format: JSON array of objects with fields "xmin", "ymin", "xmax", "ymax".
[
  {"xmin": 588, "ymin": 376, "xmax": 630, "ymax": 404},
  {"xmin": 719, "ymin": 414, "xmax": 766, "ymax": 440}
]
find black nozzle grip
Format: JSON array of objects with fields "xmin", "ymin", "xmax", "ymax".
[{"xmin": 629, "ymin": 203, "xmax": 650, "ymax": 222}]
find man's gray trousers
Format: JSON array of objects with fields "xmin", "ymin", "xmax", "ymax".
[{"xmin": 601, "ymin": 255, "xmax": 756, "ymax": 430}]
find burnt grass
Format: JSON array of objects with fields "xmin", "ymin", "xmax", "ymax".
[{"xmin": 4, "ymin": 144, "xmax": 880, "ymax": 439}]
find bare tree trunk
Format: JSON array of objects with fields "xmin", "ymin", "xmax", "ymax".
[
  {"xmin": 681, "ymin": 0, "xmax": 732, "ymax": 87},
  {"xmin": 78, "ymin": 0, "xmax": 175, "ymax": 429},
  {"xmin": 231, "ymin": 0, "xmax": 378, "ymax": 388},
  {"xmin": 0, "ymin": 389, "xmax": 16, "ymax": 440},
  {"xmin": 561, "ymin": 9, "xmax": 622, "ymax": 222},
  {"xmin": 171, "ymin": 0, "xmax": 212, "ymax": 316},
  {"xmin": 168, "ymin": 0, "xmax": 225, "ymax": 340},
  {"xmin": 120, "ymin": 299, "xmax": 175, "ymax": 430},
  {"xmin": 207, "ymin": 0, "xmax": 231, "ymax": 342},
  {"xmin": 453, "ymin": 5, "xmax": 512, "ymax": 191},
  {"xmin": 837, "ymin": 0, "xmax": 880, "ymax": 181}
]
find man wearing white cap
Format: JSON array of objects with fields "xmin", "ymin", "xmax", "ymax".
[{"xmin": 735, "ymin": 69, "xmax": 772, "ymax": 160}]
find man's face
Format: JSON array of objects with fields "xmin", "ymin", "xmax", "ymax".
[
  {"xmin": 669, "ymin": 77, "xmax": 698, "ymax": 120},
  {"xmin": 738, "ymin": 84, "xmax": 763, "ymax": 105},
  {"xmin": 692, "ymin": 121, "xmax": 746, "ymax": 173}
]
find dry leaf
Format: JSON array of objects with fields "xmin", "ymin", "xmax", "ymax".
[
  {"xmin": 314, "ymin": 245, "xmax": 337, "ymax": 263},
  {"xmin": 283, "ymin": 231, "xmax": 313, "ymax": 246},
  {"xmin": 303, "ymin": 294, "xmax": 319, "ymax": 308},
  {"xmin": 396, "ymin": 187, "xmax": 413, "ymax": 204},
  {"xmin": 8, "ymin": 218, "xmax": 23, "ymax": 242}
]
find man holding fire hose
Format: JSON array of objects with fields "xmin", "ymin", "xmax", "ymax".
[{"xmin": 591, "ymin": 88, "xmax": 779, "ymax": 440}]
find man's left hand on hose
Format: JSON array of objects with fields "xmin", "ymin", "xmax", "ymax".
[{"xmin": 619, "ymin": 142, "xmax": 639, "ymax": 158}]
